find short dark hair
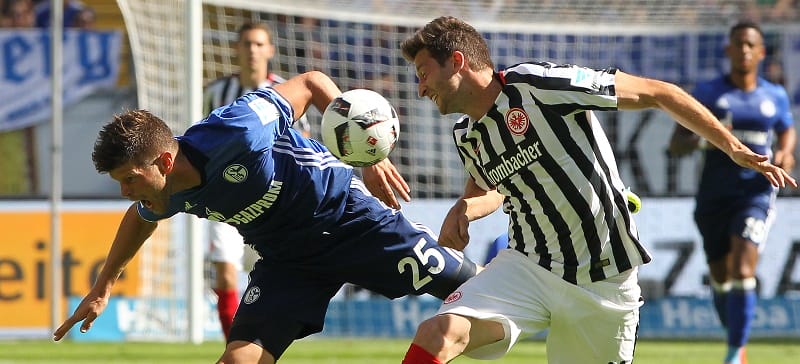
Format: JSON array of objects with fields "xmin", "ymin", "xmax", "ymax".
[
  {"xmin": 400, "ymin": 16, "xmax": 493, "ymax": 71},
  {"xmin": 92, "ymin": 110, "xmax": 176, "ymax": 173},
  {"xmin": 729, "ymin": 20, "xmax": 763, "ymax": 39},
  {"xmin": 237, "ymin": 22, "xmax": 273, "ymax": 43}
]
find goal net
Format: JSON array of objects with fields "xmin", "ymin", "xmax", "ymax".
[{"xmin": 114, "ymin": 0, "xmax": 798, "ymax": 341}]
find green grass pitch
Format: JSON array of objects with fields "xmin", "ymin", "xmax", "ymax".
[{"xmin": 2, "ymin": 338, "xmax": 798, "ymax": 363}]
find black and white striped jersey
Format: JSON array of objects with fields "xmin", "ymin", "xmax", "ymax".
[
  {"xmin": 454, "ymin": 62, "xmax": 651, "ymax": 285},
  {"xmin": 203, "ymin": 73, "xmax": 311, "ymax": 135}
]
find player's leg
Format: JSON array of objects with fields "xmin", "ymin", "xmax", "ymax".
[
  {"xmin": 546, "ymin": 267, "xmax": 642, "ymax": 364},
  {"xmin": 219, "ymin": 258, "xmax": 342, "ymax": 364},
  {"xmin": 209, "ymin": 221, "xmax": 245, "ymax": 340},
  {"xmin": 708, "ymin": 257, "xmax": 731, "ymax": 327},
  {"xmin": 695, "ymin": 210, "xmax": 732, "ymax": 327},
  {"xmin": 404, "ymin": 315, "xmax": 504, "ymax": 364},
  {"xmin": 723, "ymin": 206, "xmax": 772, "ymax": 364},
  {"xmin": 213, "ymin": 261, "xmax": 240, "ymax": 340},
  {"xmin": 403, "ymin": 249, "xmax": 550, "ymax": 363},
  {"xmin": 217, "ymin": 340, "xmax": 275, "ymax": 364}
]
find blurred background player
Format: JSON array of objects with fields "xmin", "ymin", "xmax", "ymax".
[
  {"xmin": 33, "ymin": 0, "xmax": 90, "ymax": 28},
  {"xmin": 202, "ymin": 21, "xmax": 312, "ymax": 340},
  {"xmin": 668, "ymin": 20, "xmax": 796, "ymax": 364},
  {"xmin": 1, "ymin": 0, "xmax": 35, "ymax": 28}
]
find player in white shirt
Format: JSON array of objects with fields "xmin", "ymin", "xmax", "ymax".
[{"xmin": 399, "ymin": 16, "xmax": 795, "ymax": 364}]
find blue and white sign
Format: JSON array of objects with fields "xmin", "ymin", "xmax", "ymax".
[{"xmin": 0, "ymin": 29, "xmax": 121, "ymax": 131}]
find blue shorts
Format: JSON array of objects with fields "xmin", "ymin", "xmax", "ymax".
[
  {"xmin": 229, "ymin": 186, "xmax": 477, "ymax": 358},
  {"xmin": 694, "ymin": 197, "xmax": 774, "ymax": 262}
]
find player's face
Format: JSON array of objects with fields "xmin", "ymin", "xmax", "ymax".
[
  {"xmin": 237, "ymin": 29, "xmax": 275, "ymax": 72},
  {"xmin": 726, "ymin": 28, "xmax": 765, "ymax": 75},
  {"xmin": 109, "ymin": 158, "xmax": 170, "ymax": 214},
  {"xmin": 413, "ymin": 49, "xmax": 461, "ymax": 115}
]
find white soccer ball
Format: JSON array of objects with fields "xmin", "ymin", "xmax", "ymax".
[{"xmin": 321, "ymin": 89, "xmax": 400, "ymax": 167}]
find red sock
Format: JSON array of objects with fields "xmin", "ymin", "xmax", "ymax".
[
  {"xmin": 402, "ymin": 343, "xmax": 443, "ymax": 364},
  {"xmin": 214, "ymin": 288, "xmax": 239, "ymax": 340}
]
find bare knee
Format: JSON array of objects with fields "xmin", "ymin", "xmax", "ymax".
[
  {"xmin": 217, "ymin": 340, "xmax": 275, "ymax": 364},
  {"xmin": 412, "ymin": 314, "xmax": 471, "ymax": 362}
]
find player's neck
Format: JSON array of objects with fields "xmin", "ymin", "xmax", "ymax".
[
  {"xmin": 465, "ymin": 70, "xmax": 501, "ymax": 121},
  {"xmin": 239, "ymin": 68, "xmax": 269, "ymax": 89},
  {"xmin": 170, "ymin": 149, "xmax": 202, "ymax": 191},
  {"xmin": 728, "ymin": 71, "xmax": 758, "ymax": 92}
]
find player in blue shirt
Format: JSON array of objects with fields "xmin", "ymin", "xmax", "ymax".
[
  {"xmin": 52, "ymin": 71, "xmax": 479, "ymax": 364},
  {"xmin": 669, "ymin": 21, "xmax": 796, "ymax": 364}
]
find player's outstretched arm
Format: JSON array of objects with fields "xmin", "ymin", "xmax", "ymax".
[
  {"xmin": 53, "ymin": 204, "xmax": 158, "ymax": 341},
  {"xmin": 615, "ymin": 70, "xmax": 797, "ymax": 188}
]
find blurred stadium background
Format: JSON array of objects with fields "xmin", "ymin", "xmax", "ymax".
[{"xmin": 1, "ymin": 0, "xmax": 800, "ymax": 354}]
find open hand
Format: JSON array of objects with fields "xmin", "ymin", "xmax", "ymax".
[
  {"xmin": 732, "ymin": 149, "xmax": 797, "ymax": 188},
  {"xmin": 361, "ymin": 158, "xmax": 411, "ymax": 209},
  {"xmin": 53, "ymin": 292, "xmax": 109, "ymax": 341}
]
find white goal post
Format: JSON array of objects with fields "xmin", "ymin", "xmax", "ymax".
[{"xmin": 114, "ymin": 0, "xmax": 798, "ymax": 342}]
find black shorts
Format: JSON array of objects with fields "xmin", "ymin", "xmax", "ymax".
[{"xmin": 229, "ymin": 186, "xmax": 477, "ymax": 359}]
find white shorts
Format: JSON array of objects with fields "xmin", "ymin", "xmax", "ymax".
[
  {"xmin": 208, "ymin": 221, "xmax": 245, "ymax": 270},
  {"xmin": 438, "ymin": 249, "xmax": 642, "ymax": 363}
]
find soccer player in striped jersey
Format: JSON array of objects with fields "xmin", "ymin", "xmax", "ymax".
[
  {"xmin": 202, "ymin": 22, "xmax": 314, "ymax": 340},
  {"xmin": 399, "ymin": 16, "xmax": 795, "ymax": 364},
  {"xmin": 53, "ymin": 71, "xmax": 478, "ymax": 364},
  {"xmin": 669, "ymin": 21, "xmax": 796, "ymax": 364}
]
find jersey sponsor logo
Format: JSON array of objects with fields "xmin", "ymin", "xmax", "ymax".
[
  {"xmin": 184, "ymin": 201, "xmax": 197, "ymax": 211},
  {"xmin": 223, "ymin": 164, "xmax": 248, "ymax": 183},
  {"xmin": 505, "ymin": 108, "xmax": 530, "ymax": 135},
  {"xmin": 243, "ymin": 286, "xmax": 261, "ymax": 304},
  {"xmin": 485, "ymin": 138, "xmax": 544, "ymax": 185},
  {"xmin": 224, "ymin": 180, "xmax": 284, "ymax": 225}
]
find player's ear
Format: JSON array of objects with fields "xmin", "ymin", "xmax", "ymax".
[
  {"xmin": 155, "ymin": 151, "xmax": 175, "ymax": 174},
  {"xmin": 755, "ymin": 43, "xmax": 766, "ymax": 61},
  {"xmin": 453, "ymin": 51, "xmax": 466, "ymax": 70}
]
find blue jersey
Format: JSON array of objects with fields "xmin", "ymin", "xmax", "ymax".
[
  {"xmin": 138, "ymin": 88, "xmax": 354, "ymax": 256},
  {"xmin": 693, "ymin": 76, "xmax": 793, "ymax": 212}
]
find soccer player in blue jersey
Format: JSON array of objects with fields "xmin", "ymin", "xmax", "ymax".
[
  {"xmin": 669, "ymin": 21, "xmax": 796, "ymax": 364},
  {"xmin": 398, "ymin": 16, "xmax": 795, "ymax": 364},
  {"xmin": 52, "ymin": 70, "xmax": 478, "ymax": 364},
  {"xmin": 202, "ymin": 22, "xmax": 313, "ymax": 341}
]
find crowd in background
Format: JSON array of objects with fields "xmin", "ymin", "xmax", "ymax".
[{"xmin": 0, "ymin": 0, "xmax": 95, "ymax": 28}]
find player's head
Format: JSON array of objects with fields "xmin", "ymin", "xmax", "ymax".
[
  {"xmin": 400, "ymin": 17, "xmax": 493, "ymax": 115},
  {"xmin": 400, "ymin": 16, "xmax": 493, "ymax": 71},
  {"xmin": 236, "ymin": 22, "xmax": 276, "ymax": 73},
  {"xmin": 93, "ymin": 109, "xmax": 176, "ymax": 173},
  {"xmin": 93, "ymin": 110, "xmax": 178, "ymax": 213},
  {"xmin": 725, "ymin": 20, "xmax": 765, "ymax": 75}
]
